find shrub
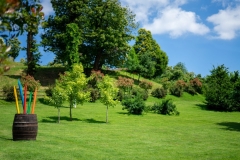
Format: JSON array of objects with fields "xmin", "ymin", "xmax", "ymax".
[
  {"xmin": 117, "ymin": 89, "xmax": 125, "ymax": 101},
  {"xmin": 41, "ymin": 95, "xmax": 53, "ymax": 105},
  {"xmin": 2, "ymin": 84, "xmax": 15, "ymax": 101},
  {"xmin": 132, "ymin": 87, "xmax": 148, "ymax": 101},
  {"xmin": 88, "ymin": 70, "xmax": 104, "ymax": 87},
  {"xmin": 151, "ymin": 87, "xmax": 167, "ymax": 98},
  {"xmin": 89, "ymin": 87, "xmax": 100, "ymax": 102},
  {"xmin": 121, "ymin": 94, "xmax": 146, "ymax": 115},
  {"xmin": 151, "ymin": 99, "xmax": 179, "ymax": 115},
  {"xmin": 189, "ymin": 78, "xmax": 202, "ymax": 94},
  {"xmin": 139, "ymin": 80, "xmax": 153, "ymax": 91},
  {"xmin": 20, "ymin": 74, "xmax": 41, "ymax": 92},
  {"xmin": 116, "ymin": 76, "xmax": 134, "ymax": 93},
  {"xmin": 169, "ymin": 80, "xmax": 186, "ymax": 97},
  {"xmin": 185, "ymin": 85, "xmax": 196, "ymax": 95},
  {"xmin": 45, "ymin": 85, "xmax": 54, "ymax": 97}
]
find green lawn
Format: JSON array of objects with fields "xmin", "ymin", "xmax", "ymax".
[{"xmin": 1, "ymin": 93, "xmax": 240, "ymax": 160}]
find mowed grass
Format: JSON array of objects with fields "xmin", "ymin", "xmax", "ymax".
[{"xmin": 1, "ymin": 93, "xmax": 240, "ymax": 160}]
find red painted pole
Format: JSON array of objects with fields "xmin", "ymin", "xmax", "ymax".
[{"xmin": 23, "ymin": 85, "xmax": 27, "ymax": 114}]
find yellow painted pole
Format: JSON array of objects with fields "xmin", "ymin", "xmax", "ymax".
[
  {"xmin": 31, "ymin": 88, "xmax": 37, "ymax": 114},
  {"xmin": 13, "ymin": 86, "xmax": 20, "ymax": 114}
]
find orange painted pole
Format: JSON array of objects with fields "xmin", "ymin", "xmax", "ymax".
[
  {"xmin": 31, "ymin": 88, "xmax": 37, "ymax": 114},
  {"xmin": 23, "ymin": 85, "xmax": 27, "ymax": 114},
  {"xmin": 13, "ymin": 86, "xmax": 20, "ymax": 114}
]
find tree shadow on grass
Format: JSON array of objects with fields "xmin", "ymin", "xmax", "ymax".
[
  {"xmin": 83, "ymin": 118, "xmax": 106, "ymax": 124},
  {"xmin": 117, "ymin": 111, "xmax": 130, "ymax": 115},
  {"xmin": 41, "ymin": 116, "xmax": 81, "ymax": 123},
  {"xmin": 195, "ymin": 103, "xmax": 208, "ymax": 110},
  {"xmin": 5, "ymin": 75, "xmax": 21, "ymax": 80},
  {"xmin": 216, "ymin": 122, "xmax": 240, "ymax": 132},
  {"xmin": 0, "ymin": 136, "xmax": 12, "ymax": 141}
]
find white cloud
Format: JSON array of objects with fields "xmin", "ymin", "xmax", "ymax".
[
  {"xmin": 121, "ymin": 0, "xmax": 209, "ymax": 38},
  {"xmin": 143, "ymin": 7, "xmax": 210, "ymax": 37},
  {"xmin": 207, "ymin": 5, "xmax": 240, "ymax": 40},
  {"xmin": 41, "ymin": 0, "xmax": 54, "ymax": 16},
  {"xmin": 121, "ymin": 0, "xmax": 169, "ymax": 23}
]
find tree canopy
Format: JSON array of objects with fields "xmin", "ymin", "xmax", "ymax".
[
  {"xmin": 133, "ymin": 28, "xmax": 168, "ymax": 77},
  {"xmin": 42, "ymin": 0, "xmax": 137, "ymax": 71}
]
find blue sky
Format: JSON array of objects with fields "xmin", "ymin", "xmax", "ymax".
[{"xmin": 15, "ymin": 0, "xmax": 240, "ymax": 77}]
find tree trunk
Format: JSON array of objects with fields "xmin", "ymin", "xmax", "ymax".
[
  {"xmin": 106, "ymin": 105, "xmax": 108, "ymax": 123},
  {"xmin": 70, "ymin": 100, "xmax": 72, "ymax": 121},
  {"xmin": 93, "ymin": 50, "xmax": 102, "ymax": 71},
  {"xmin": 27, "ymin": 32, "xmax": 35, "ymax": 76},
  {"xmin": 58, "ymin": 107, "xmax": 60, "ymax": 123}
]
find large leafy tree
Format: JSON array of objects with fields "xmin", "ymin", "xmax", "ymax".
[
  {"xmin": 205, "ymin": 65, "xmax": 233, "ymax": 111},
  {"xmin": 42, "ymin": 0, "xmax": 137, "ymax": 71},
  {"xmin": 19, "ymin": 0, "xmax": 44, "ymax": 75},
  {"xmin": 1, "ymin": 0, "xmax": 44, "ymax": 76},
  {"xmin": 133, "ymin": 28, "xmax": 168, "ymax": 77}
]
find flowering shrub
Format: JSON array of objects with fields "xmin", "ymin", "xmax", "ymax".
[
  {"xmin": 88, "ymin": 70, "xmax": 104, "ymax": 87},
  {"xmin": 116, "ymin": 76, "xmax": 134, "ymax": 93},
  {"xmin": 139, "ymin": 80, "xmax": 153, "ymax": 91},
  {"xmin": 20, "ymin": 74, "xmax": 41, "ymax": 92},
  {"xmin": 190, "ymin": 78, "xmax": 202, "ymax": 94},
  {"xmin": 169, "ymin": 80, "xmax": 186, "ymax": 97}
]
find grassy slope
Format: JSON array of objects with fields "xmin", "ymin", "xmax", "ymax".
[{"xmin": 0, "ymin": 62, "xmax": 240, "ymax": 159}]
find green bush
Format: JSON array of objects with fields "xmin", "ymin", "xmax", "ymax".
[
  {"xmin": 2, "ymin": 84, "xmax": 15, "ymax": 101},
  {"xmin": 169, "ymin": 80, "xmax": 186, "ymax": 97},
  {"xmin": 151, "ymin": 87, "xmax": 167, "ymax": 98},
  {"xmin": 41, "ymin": 95, "xmax": 53, "ymax": 105},
  {"xmin": 169, "ymin": 85, "xmax": 183, "ymax": 97},
  {"xmin": 132, "ymin": 87, "xmax": 148, "ymax": 101},
  {"xmin": 151, "ymin": 99, "xmax": 179, "ymax": 115},
  {"xmin": 121, "ymin": 94, "xmax": 146, "ymax": 115},
  {"xmin": 117, "ymin": 89, "xmax": 125, "ymax": 101},
  {"xmin": 185, "ymin": 85, "xmax": 196, "ymax": 95},
  {"xmin": 45, "ymin": 85, "xmax": 54, "ymax": 97},
  {"xmin": 89, "ymin": 87, "xmax": 100, "ymax": 102},
  {"xmin": 139, "ymin": 80, "xmax": 153, "ymax": 91}
]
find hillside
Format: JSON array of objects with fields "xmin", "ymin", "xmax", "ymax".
[{"xmin": 0, "ymin": 61, "xmax": 162, "ymax": 98}]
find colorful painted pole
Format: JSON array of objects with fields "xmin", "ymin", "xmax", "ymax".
[
  {"xmin": 13, "ymin": 86, "xmax": 20, "ymax": 114},
  {"xmin": 31, "ymin": 88, "xmax": 37, "ymax": 114},
  {"xmin": 17, "ymin": 79, "xmax": 24, "ymax": 108},
  {"xmin": 23, "ymin": 85, "xmax": 27, "ymax": 114},
  {"xmin": 27, "ymin": 92, "xmax": 33, "ymax": 114}
]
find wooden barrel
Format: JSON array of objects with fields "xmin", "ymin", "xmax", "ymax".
[{"xmin": 12, "ymin": 114, "xmax": 38, "ymax": 141}]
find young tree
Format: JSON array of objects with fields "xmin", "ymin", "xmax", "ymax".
[
  {"xmin": 42, "ymin": 0, "xmax": 137, "ymax": 71},
  {"xmin": 97, "ymin": 75, "xmax": 119, "ymax": 123},
  {"xmin": 52, "ymin": 64, "xmax": 90, "ymax": 121}
]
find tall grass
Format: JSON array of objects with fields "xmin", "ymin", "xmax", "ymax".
[{"xmin": 1, "ymin": 93, "xmax": 240, "ymax": 160}]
